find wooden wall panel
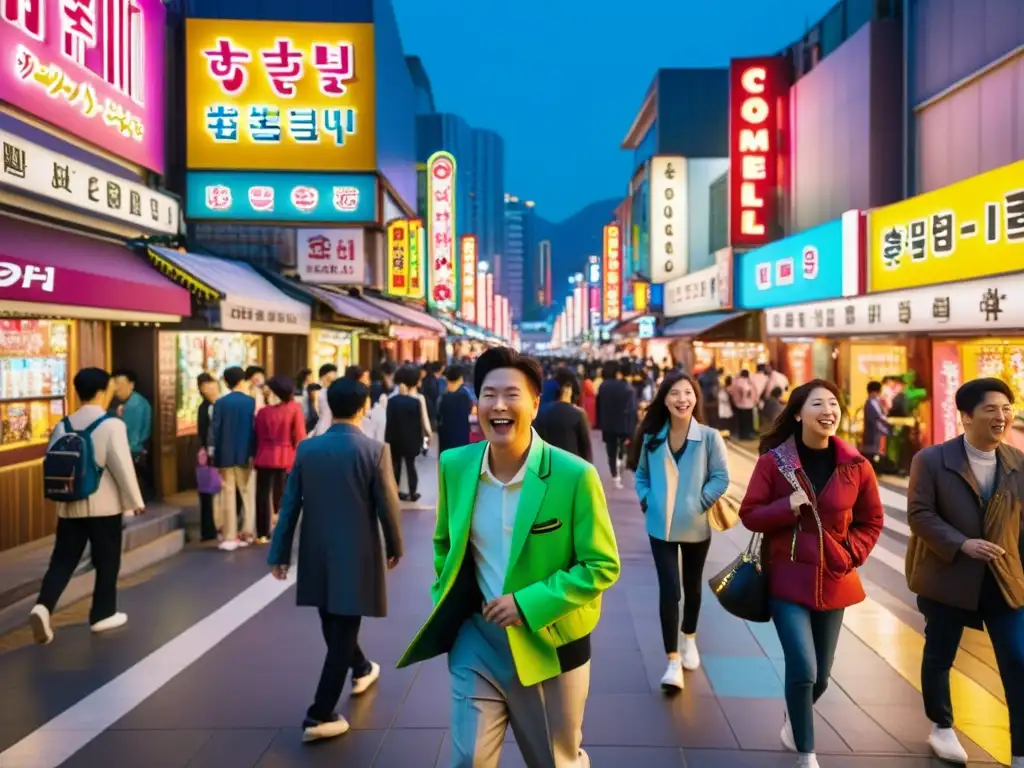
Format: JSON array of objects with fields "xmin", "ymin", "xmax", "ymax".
[{"xmin": 0, "ymin": 461, "xmax": 56, "ymax": 552}]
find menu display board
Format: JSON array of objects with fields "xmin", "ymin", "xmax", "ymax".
[
  {"xmin": 0, "ymin": 320, "xmax": 70, "ymax": 446},
  {"xmin": 176, "ymin": 333, "xmax": 261, "ymax": 436}
]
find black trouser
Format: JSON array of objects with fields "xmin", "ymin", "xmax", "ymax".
[
  {"xmin": 393, "ymin": 453, "xmax": 419, "ymax": 495},
  {"xmin": 255, "ymin": 468, "xmax": 286, "ymax": 539},
  {"xmin": 133, "ymin": 452, "xmax": 152, "ymax": 501},
  {"xmin": 199, "ymin": 492, "xmax": 217, "ymax": 541},
  {"xmin": 921, "ymin": 574, "xmax": 1024, "ymax": 755},
  {"xmin": 649, "ymin": 535, "xmax": 712, "ymax": 653},
  {"xmin": 37, "ymin": 515, "xmax": 123, "ymax": 626},
  {"xmin": 603, "ymin": 433, "xmax": 627, "ymax": 478},
  {"xmin": 309, "ymin": 611, "xmax": 372, "ymax": 722},
  {"xmin": 702, "ymin": 403, "xmax": 718, "ymax": 430},
  {"xmin": 736, "ymin": 408, "xmax": 755, "ymax": 440}
]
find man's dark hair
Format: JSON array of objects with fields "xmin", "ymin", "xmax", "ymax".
[
  {"xmin": 601, "ymin": 361, "xmax": 619, "ymax": 380},
  {"xmin": 445, "ymin": 365, "xmax": 465, "ymax": 383},
  {"xmin": 318, "ymin": 363, "xmax": 338, "ymax": 380},
  {"xmin": 266, "ymin": 376, "xmax": 294, "ymax": 403},
  {"xmin": 196, "ymin": 372, "xmax": 216, "ymax": 389},
  {"xmin": 956, "ymin": 377, "xmax": 1014, "ymax": 415},
  {"xmin": 554, "ymin": 366, "xmax": 580, "ymax": 397},
  {"xmin": 111, "ymin": 368, "xmax": 137, "ymax": 384},
  {"xmin": 344, "ymin": 364, "xmax": 365, "ymax": 381},
  {"xmin": 473, "ymin": 347, "xmax": 543, "ymax": 396},
  {"xmin": 73, "ymin": 367, "xmax": 111, "ymax": 401},
  {"xmin": 327, "ymin": 377, "xmax": 369, "ymax": 419},
  {"xmin": 770, "ymin": 386, "xmax": 783, "ymax": 399},
  {"xmin": 223, "ymin": 366, "xmax": 246, "ymax": 389},
  {"xmin": 395, "ymin": 365, "xmax": 420, "ymax": 389},
  {"xmin": 296, "ymin": 368, "xmax": 312, "ymax": 384},
  {"xmin": 380, "ymin": 361, "xmax": 397, "ymax": 376},
  {"xmin": 244, "ymin": 365, "xmax": 265, "ymax": 380},
  {"xmin": 867, "ymin": 381, "xmax": 883, "ymax": 395}
]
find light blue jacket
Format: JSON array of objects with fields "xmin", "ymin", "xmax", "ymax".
[{"xmin": 634, "ymin": 420, "xmax": 729, "ymax": 542}]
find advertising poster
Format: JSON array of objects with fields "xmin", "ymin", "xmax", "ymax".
[
  {"xmin": 785, "ymin": 343, "xmax": 813, "ymax": 389},
  {"xmin": 931, "ymin": 342, "xmax": 963, "ymax": 445}
]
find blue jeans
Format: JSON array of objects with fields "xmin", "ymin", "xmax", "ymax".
[{"xmin": 771, "ymin": 598, "xmax": 845, "ymax": 754}]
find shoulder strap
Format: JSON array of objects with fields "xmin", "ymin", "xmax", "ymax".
[{"xmin": 60, "ymin": 416, "xmax": 73, "ymax": 435}]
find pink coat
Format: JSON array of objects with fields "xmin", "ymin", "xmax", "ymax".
[{"xmin": 254, "ymin": 401, "xmax": 305, "ymax": 470}]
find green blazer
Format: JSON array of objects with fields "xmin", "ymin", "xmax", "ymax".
[{"xmin": 397, "ymin": 435, "xmax": 621, "ymax": 686}]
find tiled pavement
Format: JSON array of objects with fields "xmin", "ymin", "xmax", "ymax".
[{"xmin": 0, "ymin": 442, "xmax": 1008, "ymax": 767}]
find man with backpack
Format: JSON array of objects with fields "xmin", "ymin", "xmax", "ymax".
[{"xmin": 30, "ymin": 367, "xmax": 144, "ymax": 645}]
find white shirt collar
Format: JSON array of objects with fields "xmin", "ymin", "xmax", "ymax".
[{"xmin": 480, "ymin": 430, "xmax": 537, "ymax": 487}]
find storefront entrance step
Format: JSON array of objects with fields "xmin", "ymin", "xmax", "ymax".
[{"xmin": 0, "ymin": 504, "xmax": 185, "ymax": 619}]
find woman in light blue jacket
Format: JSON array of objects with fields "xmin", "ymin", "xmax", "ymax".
[{"xmin": 627, "ymin": 370, "xmax": 730, "ymax": 692}]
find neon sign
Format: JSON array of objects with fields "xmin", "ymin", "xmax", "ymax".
[
  {"xmin": 602, "ymin": 224, "xmax": 621, "ymax": 321},
  {"xmin": 729, "ymin": 57, "xmax": 788, "ymax": 248},
  {"xmin": 460, "ymin": 235, "xmax": 477, "ymax": 324},
  {"xmin": 426, "ymin": 151, "xmax": 457, "ymax": 312}
]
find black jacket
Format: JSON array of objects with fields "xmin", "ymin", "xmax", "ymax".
[
  {"xmin": 597, "ymin": 378, "xmax": 637, "ymax": 437},
  {"xmin": 533, "ymin": 401, "xmax": 592, "ymax": 463},
  {"xmin": 437, "ymin": 388, "xmax": 473, "ymax": 452},
  {"xmin": 385, "ymin": 394, "xmax": 424, "ymax": 457}
]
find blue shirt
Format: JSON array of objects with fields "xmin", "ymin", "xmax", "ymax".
[{"xmin": 119, "ymin": 392, "xmax": 152, "ymax": 456}]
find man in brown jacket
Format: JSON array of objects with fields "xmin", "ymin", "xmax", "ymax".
[{"xmin": 906, "ymin": 377, "xmax": 1024, "ymax": 766}]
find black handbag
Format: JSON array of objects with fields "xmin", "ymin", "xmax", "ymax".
[{"xmin": 708, "ymin": 532, "xmax": 771, "ymax": 623}]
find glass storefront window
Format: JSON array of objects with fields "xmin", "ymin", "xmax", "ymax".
[
  {"xmin": 176, "ymin": 332, "xmax": 261, "ymax": 436},
  {"xmin": 0, "ymin": 319, "xmax": 69, "ymax": 447},
  {"xmin": 310, "ymin": 329, "xmax": 353, "ymax": 375}
]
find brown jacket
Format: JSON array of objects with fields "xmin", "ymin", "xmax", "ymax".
[{"xmin": 906, "ymin": 437, "xmax": 1024, "ymax": 611}]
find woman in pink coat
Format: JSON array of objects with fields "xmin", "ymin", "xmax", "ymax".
[{"xmin": 254, "ymin": 376, "xmax": 306, "ymax": 542}]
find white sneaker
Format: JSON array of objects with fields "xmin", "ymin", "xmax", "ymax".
[
  {"xmin": 680, "ymin": 634, "xmax": 701, "ymax": 670},
  {"xmin": 302, "ymin": 714, "xmax": 350, "ymax": 742},
  {"xmin": 794, "ymin": 754, "xmax": 819, "ymax": 768},
  {"xmin": 781, "ymin": 712, "xmax": 797, "ymax": 752},
  {"xmin": 613, "ymin": 476, "xmax": 623, "ymax": 490},
  {"xmin": 91, "ymin": 612, "xmax": 127, "ymax": 633},
  {"xmin": 218, "ymin": 539, "xmax": 239, "ymax": 551},
  {"xmin": 927, "ymin": 725, "xmax": 968, "ymax": 764},
  {"xmin": 351, "ymin": 661, "xmax": 380, "ymax": 695},
  {"xmin": 28, "ymin": 605, "xmax": 53, "ymax": 645},
  {"xmin": 660, "ymin": 658, "xmax": 684, "ymax": 691}
]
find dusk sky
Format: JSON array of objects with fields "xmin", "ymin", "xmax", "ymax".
[{"xmin": 394, "ymin": 0, "xmax": 839, "ymax": 222}]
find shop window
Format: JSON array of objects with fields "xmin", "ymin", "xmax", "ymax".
[
  {"xmin": 176, "ymin": 333, "xmax": 261, "ymax": 436},
  {"xmin": 0, "ymin": 320, "xmax": 70, "ymax": 447}
]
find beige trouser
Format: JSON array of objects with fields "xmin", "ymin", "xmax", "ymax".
[
  {"xmin": 448, "ymin": 614, "xmax": 590, "ymax": 768},
  {"xmin": 217, "ymin": 465, "xmax": 255, "ymax": 540}
]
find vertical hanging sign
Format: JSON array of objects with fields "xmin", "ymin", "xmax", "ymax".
[
  {"xmin": 485, "ymin": 273, "xmax": 494, "ymax": 331},
  {"xmin": 408, "ymin": 218, "xmax": 425, "ymax": 299},
  {"xmin": 602, "ymin": 224, "xmax": 622, "ymax": 321},
  {"xmin": 426, "ymin": 151, "xmax": 457, "ymax": 312},
  {"xmin": 460, "ymin": 235, "xmax": 477, "ymax": 324},
  {"xmin": 649, "ymin": 157, "xmax": 688, "ymax": 282},
  {"xmin": 386, "ymin": 220, "xmax": 409, "ymax": 296}
]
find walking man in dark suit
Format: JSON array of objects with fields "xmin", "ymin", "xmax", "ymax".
[{"xmin": 268, "ymin": 376, "xmax": 404, "ymax": 743}]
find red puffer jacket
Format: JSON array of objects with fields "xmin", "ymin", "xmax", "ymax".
[
  {"xmin": 739, "ymin": 436, "xmax": 884, "ymax": 611},
  {"xmin": 254, "ymin": 401, "xmax": 306, "ymax": 470}
]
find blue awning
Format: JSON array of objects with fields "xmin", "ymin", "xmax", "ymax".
[{"xmin": 662, "ymin": 311, "xmax": 748, "ymax": 338}]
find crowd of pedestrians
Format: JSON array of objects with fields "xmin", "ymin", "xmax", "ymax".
[{"xmin": 19, "ymin": 348, "xmax": 1024, "ymax": 768}]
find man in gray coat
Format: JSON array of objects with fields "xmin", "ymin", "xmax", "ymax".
[{"xmin": 268, "ymin": 376, "xmax": 404, "ymax": 744}]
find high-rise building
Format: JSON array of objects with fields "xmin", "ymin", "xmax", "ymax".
[
  {"xmin": 503, "ymin": 194, "xmax": 538, "ymax": 322},
  {"xmin": 415, "ymin": 113, "xmax": 474, "ymax": 244},
  {"xmin": 471, "ymin": 129, "xmax": 506, "ymax": 284},
  {"xmin": 405, "ymin": 55, "xmax": 436, "ymax": 116},
  {"xmin": 537, "ymin": 240, "xmax": 553, "ymax": 311}
]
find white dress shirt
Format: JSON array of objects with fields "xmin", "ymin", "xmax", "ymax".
[{"xmin": 470, "ymin": 441, "xmax": 531, "ymax": 603}]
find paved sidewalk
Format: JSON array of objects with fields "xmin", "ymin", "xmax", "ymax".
[{"xmin": 0, "ymin": 445, "xmax": 1005, "ymax": 767}]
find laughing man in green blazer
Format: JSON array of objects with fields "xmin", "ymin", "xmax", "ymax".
[{"xmin": 397, "ymin": 348, "xmax": 620, "ymax": 768}]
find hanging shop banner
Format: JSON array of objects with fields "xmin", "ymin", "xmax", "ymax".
[
  {"xmin": 408, "ymin": 218, "xmax": 425, "ymax": 299},
  {"xmin": 765, "ymin": 272, "xmax": 1024, "ymax": 336},
  {"xmin": 602, "ymin": 224, "xmax": 622, "ymax": 321},
  {"xmin": 426, "ymin": 151, "xmax": 457, "ymax": 312},
  {"xmin": 736, "ymin": 211, "xmax": 863, "ymax": 310},
  {"xmin": 663, "ymin": 247, "xmax": 734, "ymax": 317},
  {"xmin": 295, "ymin": 228, "xmax": 364, "ymax": 285},
  {"xmin": 649, "ymin": 156, "xmax": 688, "ymax": 282},
  {"xmin": 931, "ymin": 342, "xmax": 963, "ymax": 445},
  {"xmin": 485, "ymin": 273, "xmax": 494, "ymax": 331},
  {"xmin": 185, "ymin": 170, "xmax": 376, "ymax": 222},
  {"xmin": 729, "ymin": 56, "xmax": 788, "ymax": 248},
  {"xmin": 0, "ymin": 130, "xmax": 179, "ymax": 235},
  {"xmin": 385, "ymin": 219, "xmax": 409, "ymax": 296},
  {"xmin": 185, "ymin": 19, "xmax": 375, "ymax": 171},
  {"xmin": 869, "ymin": 159, "xmax": 1024, "ymax": 293},
  {"xmin": 459, "ymin": 235, "xmax": 477, "ymax": 325},
  {"xmin": 1, "ymin": 0, "xmax": 167, "ymax": 172}
]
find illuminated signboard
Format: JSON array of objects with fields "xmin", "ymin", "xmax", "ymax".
[
  {"xmin": 459, "ymin": 235, "xmax": 477, "ymax": 324},
  {"xmin": 185, "ymin": 19, "xmax": 375, "ymax": 171},
  {"xmin": 296, "ymin": 228, "xmax": 364, "ymax": 285},
  {"xmin": 426, "ymin": 151, "xmax": 456, "ymax": 312},
  {"xmin": 602, "ymin": 224, "xmax": 621, "ymax": 321},
  {"xmin": 386, "ymin": 219, "xmax": 409, "ymax": 296},
  {"xmin": 0, "ymin": 0, "xmax": 166, "ymax": 172},
  {"xmin": 485, "ymin": 272, "xmax": 494, "ymax": 331},
  {"xmin": 729, "ymin": 57, "xmax": 787, "ymax": 248},
  {"xmin": 649, "ymin": 157, "xmax": 688, "ymax": 281},
  {"xmin": 408, "ymin": 218, "xmax": 425, "ymax": 299}
]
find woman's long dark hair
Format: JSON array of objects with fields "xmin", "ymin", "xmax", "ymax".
[
  {"xmin": 758, "ymin": 378, "xmax": 844, "ymax": 454},
  {"xmin": 626, "ymin": 370, "xmax": 702, "ymax": 471}
]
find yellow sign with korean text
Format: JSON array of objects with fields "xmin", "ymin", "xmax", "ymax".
[
  {"xmin": 868, "ymin": 159, "xmax": 1024, "ymax": 292},
  {"xmin": 185, "ymin": 19, "xmax": 376, "ymax": 171},
  {"xmin": 386, "ymin": 220, "xmax": 409, "ymax": 297},
  {"xmin": 408, "ymin": 219, "xmax": 425, "ymax": 300}
]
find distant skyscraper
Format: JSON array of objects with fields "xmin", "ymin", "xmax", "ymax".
[
  {"xmin": 470, "ymin": 129, "xmax": 505, "ymax": 283},
  {"xmin": 503, "ymin": 194, "xmax": 538, "ymax": 322},
  {"xmin": 405, "ymin": 55, "xmax": 436, "ymax": 116},
  {"xmin": 538, "ymin": 240, "xmax": 552, "ymax": 311}
]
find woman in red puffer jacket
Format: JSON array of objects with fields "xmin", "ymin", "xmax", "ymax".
[{"xmin": 739, "ymin": 379, "xmax": 883, "ymax": 768}]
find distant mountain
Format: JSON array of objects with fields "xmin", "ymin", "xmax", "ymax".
[{"xmin": 536, "ymin": 198, "xmax": 618, "ymax": 296}]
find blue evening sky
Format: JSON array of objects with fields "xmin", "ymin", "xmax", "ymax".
[{"xmin": 394, "ymin": 0, "xmax": 838, "ymax": 222}]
